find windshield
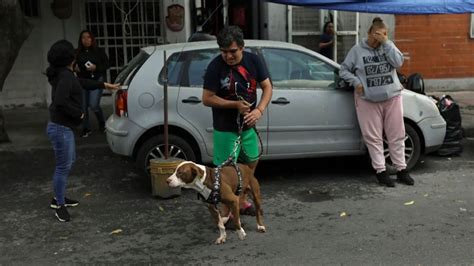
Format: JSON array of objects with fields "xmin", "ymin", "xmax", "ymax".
[{"xmin": 115, "ymin": 50, "xmax": 150, "ymax": 85}]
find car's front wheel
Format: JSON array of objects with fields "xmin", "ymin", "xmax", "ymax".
[
  {"xmin": 136, "ymin": 134, "xmax": 197, "ymax": 176},
  {"xmin": 384, "ymin": 123, "xmax": 421, "ymax": 171}
]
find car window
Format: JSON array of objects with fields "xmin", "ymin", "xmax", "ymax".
[
  {"xmin": 159, "ymin": 52, "xmax": 186, "ymax": 86},
  {"xmin": 261, "ymin": 48, "xmax": 335, "ymax": 89},
  {"xmin": 186, "ymin": 49, "xmax": 219, "ymax": 87},
  {"xmin": 115, "ymin": 50, "xmax": 149, "ymax": 85}
]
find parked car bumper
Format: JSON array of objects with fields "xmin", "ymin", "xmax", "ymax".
[
  {"xmin": 106, "ymin": 115, "xmax": 143, "ymax": 156},
  {"xmin": 417, "ymin": 114, "xmax": 447, "ymax": 154}
]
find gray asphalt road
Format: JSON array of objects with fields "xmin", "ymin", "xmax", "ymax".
[{"xmin": 0, "ymin": 140, "xmax": 473, "ymax": 265}]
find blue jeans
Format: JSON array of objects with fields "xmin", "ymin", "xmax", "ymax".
[
  {"xmin": 47, "ymin": 122, "xmax": 76, "ymax": 205},
  {"xmin": 83, "ymin": 78, "xmax": 105, "ymax": 130}
]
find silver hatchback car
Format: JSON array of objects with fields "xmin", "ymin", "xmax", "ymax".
[{"xmin": 106, "ymin": 40, "xmax": 446, "ymax": 174}]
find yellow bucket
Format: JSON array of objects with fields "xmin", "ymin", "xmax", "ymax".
[{"xmin": 149, "ymin": 158, "xmax": 182, "ymax": 198}]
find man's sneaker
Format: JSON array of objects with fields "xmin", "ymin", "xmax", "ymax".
[
  {"xmin": 376, "ymin": 171, "xmax": 395, "ymax": 187},
  {"xmin": 239, "ymin": 202, "xmax": 257, "ymax": 216},
  {"xmin": 397, "ymin": 169, "xmax": 415, "ymax": 185},
  {"xmin": 81, "ymin": 129, "xmax": 92, "ymax": 138},
  {"xmin": 50, "ymin": 197, "xmax": 79, "ymax": 209},
  {"xmin": 55, "ymin": 205, "xmax": 71, "ymax": 222}
]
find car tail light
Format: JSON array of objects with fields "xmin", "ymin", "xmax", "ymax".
[{"xmin": 115, "ymin": 89, "xmax": 128, "ymax": 117}]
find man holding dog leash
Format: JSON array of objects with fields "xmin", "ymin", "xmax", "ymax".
[{"xmin": 202, "ymin": 25, "xmax": 273, "ymax": 216}]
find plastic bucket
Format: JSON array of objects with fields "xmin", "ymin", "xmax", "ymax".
[{"xmin": 150, "ymin": 158, "xmax": 182, "ymax": 198}]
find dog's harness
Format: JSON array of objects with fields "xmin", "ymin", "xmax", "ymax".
[{"xmin": 198, "ymin": 156, "xmax": 243, "ymax": 206}]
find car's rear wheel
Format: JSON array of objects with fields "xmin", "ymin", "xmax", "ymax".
[
  {"xmin": 136, "ymin": 134, "xmax": 197, "ymax": 176},
  {"xmin": 384, "ymin": 123, "xmax": 421, "ymax": 171}
]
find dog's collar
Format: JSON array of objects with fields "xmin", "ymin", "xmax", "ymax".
[{"xmin": 183, "ymin": 164, "xmax": 211, "ymax": 200}]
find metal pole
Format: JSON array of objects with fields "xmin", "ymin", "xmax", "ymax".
[{"xmin": 163, "ymin": 50, "xmax": 169, "ymax": 159}]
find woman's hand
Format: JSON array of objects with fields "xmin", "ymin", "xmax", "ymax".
[
  {"xmin": 244, "ymin": 108, "xmax": 263, "ymax": 127},
  {"xmin": 104, "ymin": 83, "xmax": 121, "ymax": 90},
  {"xmin": 355, "ymin": 84, "xmax": 364, "ymax": 95},
  {"xmin": 373, "ymin": 30, "xmax": 388, "ymax": 44},
  {"xmin": 87, "ymin": 63, "xmax": 97, "ymax": 72}
]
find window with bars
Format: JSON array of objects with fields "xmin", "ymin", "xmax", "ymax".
[
  {"xmin": 288, "ymin": 7, "xmax": 358, "ymax": 64},
  {"xmin": 471, "ymin": 14, "xmax": 474, "ymax": 38},
  {"xmin": 19, "ymin": 0, "xmax": 40, "ymax": 17},
  {"xmin": 84, "ymin": 0, "xmax": 163, "ymax": 82},
  {"xmin": 290, "ymin": 6, "xmax": 322, "ymax": 52}
]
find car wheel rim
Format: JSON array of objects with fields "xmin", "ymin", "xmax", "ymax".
[
  {"xmin": 145, "ymin": 144, "xmax": 188, "ymax": 171},
  {"xmin": 384, "ymin": 134, "xmax": 414, "ymax": 165}
]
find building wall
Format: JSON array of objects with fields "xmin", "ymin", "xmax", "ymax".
[
  {"xmin": 0, "ymin": 0, "xmax": 83, "ymax": 108},
  {"xmin": 261, "ymin": 3, "xmax": 288, "ymax": 41},
  {"xmin": 1, "ymin": 0, "xmax": 190, "ymax": 109},
  {"xmin": 395, "ymin": 14, "xmax": 474, "ymax": 83}
]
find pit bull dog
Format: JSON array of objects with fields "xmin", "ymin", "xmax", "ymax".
[{"xmin": 166, "ymin": 161, "xmax": 266, "ymax": 244}]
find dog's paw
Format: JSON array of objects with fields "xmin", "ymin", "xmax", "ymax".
[
  {"xmin": 237, "ymin": 228, "xmax": 247, "ymax": 240},
  {"xmin": 215, "ymin": 235, "xmax": 226, "ymax": 245},
  {"xmin": 257, "ymin": 225, "xmax": 266, "ymax": 233}
]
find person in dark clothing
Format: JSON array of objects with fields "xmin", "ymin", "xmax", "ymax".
[
  {"xmin": 75, "ymin": 30, "xmax": 110, "ymax": 137},
  {"xmin": 46, "ymin": 40, "xmax": 119, "ymax": 222},
  {"xmin": 188, "ymin": 22, "xmax": 216, "ymax": 42},
  {"xmin": 319, "ymin": 21, "xmax": 335, "ymax": 60},
  {"xmin": 202, "ymin": 26, "xmax": 273, "ymax": 217}
]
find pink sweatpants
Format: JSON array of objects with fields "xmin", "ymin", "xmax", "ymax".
[{"xmin": 355, "ymin": 94, "xmax": 407, "ymax": 173}]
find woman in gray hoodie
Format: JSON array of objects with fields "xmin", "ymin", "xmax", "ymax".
[{"xmin": 340, "ymin": 17, "xmax": 414, "ymax": 187}]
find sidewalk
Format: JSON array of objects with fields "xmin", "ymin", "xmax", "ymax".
[{"xmin": 0, "ymin": 91, "xmax": 473, "ymax": 152}]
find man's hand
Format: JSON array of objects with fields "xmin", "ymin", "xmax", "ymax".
[
  {"xmin": 244, "ymin": 108, "xmax": 262, "ymax": 127},
  {"xmin": 104, "ymin": 83, "xmax": 120, "ymax": 90},
  {"xmin": 236, "ymin": 100, "xmax": 251, "ymax": 114},
  {"xmin": 355, "ymin": 84, "xmax": 364, "ymax": 95}
]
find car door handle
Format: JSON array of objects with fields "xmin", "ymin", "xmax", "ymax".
[
  {"xmin": 182, "ymin": 96, "xmax": 202, "ymax": 104},
  {"xmin": 271, "ymin": 97, "xmax": 290, "ymax": 105}
]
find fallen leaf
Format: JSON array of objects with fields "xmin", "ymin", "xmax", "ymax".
[
  {"xmin": 404, "ymin": 200, "xmax": 415, "ymax": 206},
  {"xmin": 84, "ymin": 193, "xmax": 92, "ymax": 197},
  {"xmin": 159, "ymin": 206, "xmax": 164, "ymax": 212},
  {"xmin": 424, "ymin": 194, "xmax": 429, "ymax": 197},
  {"xmin": 109, "ymin": 229, "xmax": 122, "ymax": 235},
  {"xmin": 460, "ymin": 208, "xmax": 467, "ymax": 212},
  {"xmin": 308, "ymin": 190, "xmax": 313, "ymax": 194},
  {"xmin": 340, "ymin": 212, "xmax": 347, "ymax": 217}
]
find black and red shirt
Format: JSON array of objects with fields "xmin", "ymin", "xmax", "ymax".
[{"xmin": 203, "ymin": 51, "xmax": 269, "ymax": 132}]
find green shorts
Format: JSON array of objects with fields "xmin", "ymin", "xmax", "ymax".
[{"xmin": 213, "ymin": 128, "xmax": 259, "ymax": 166}]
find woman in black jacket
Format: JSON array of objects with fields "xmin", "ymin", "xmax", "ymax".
[
  {"xmin": 46, "ymin": 40, "xmax": 119, "ymax": 222},
  {"xmin": 75, "ymin": 30, "xmax": 110, "ymax": 137}
]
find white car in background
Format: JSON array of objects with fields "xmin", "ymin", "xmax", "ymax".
[{"xmin": 106, "ymin": 40, "xmax": 446, "ymax": 175}]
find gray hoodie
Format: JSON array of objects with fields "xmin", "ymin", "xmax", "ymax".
[{"xmin": 340, "ymin": 38, "xmax": 404, "ymax": 102}]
